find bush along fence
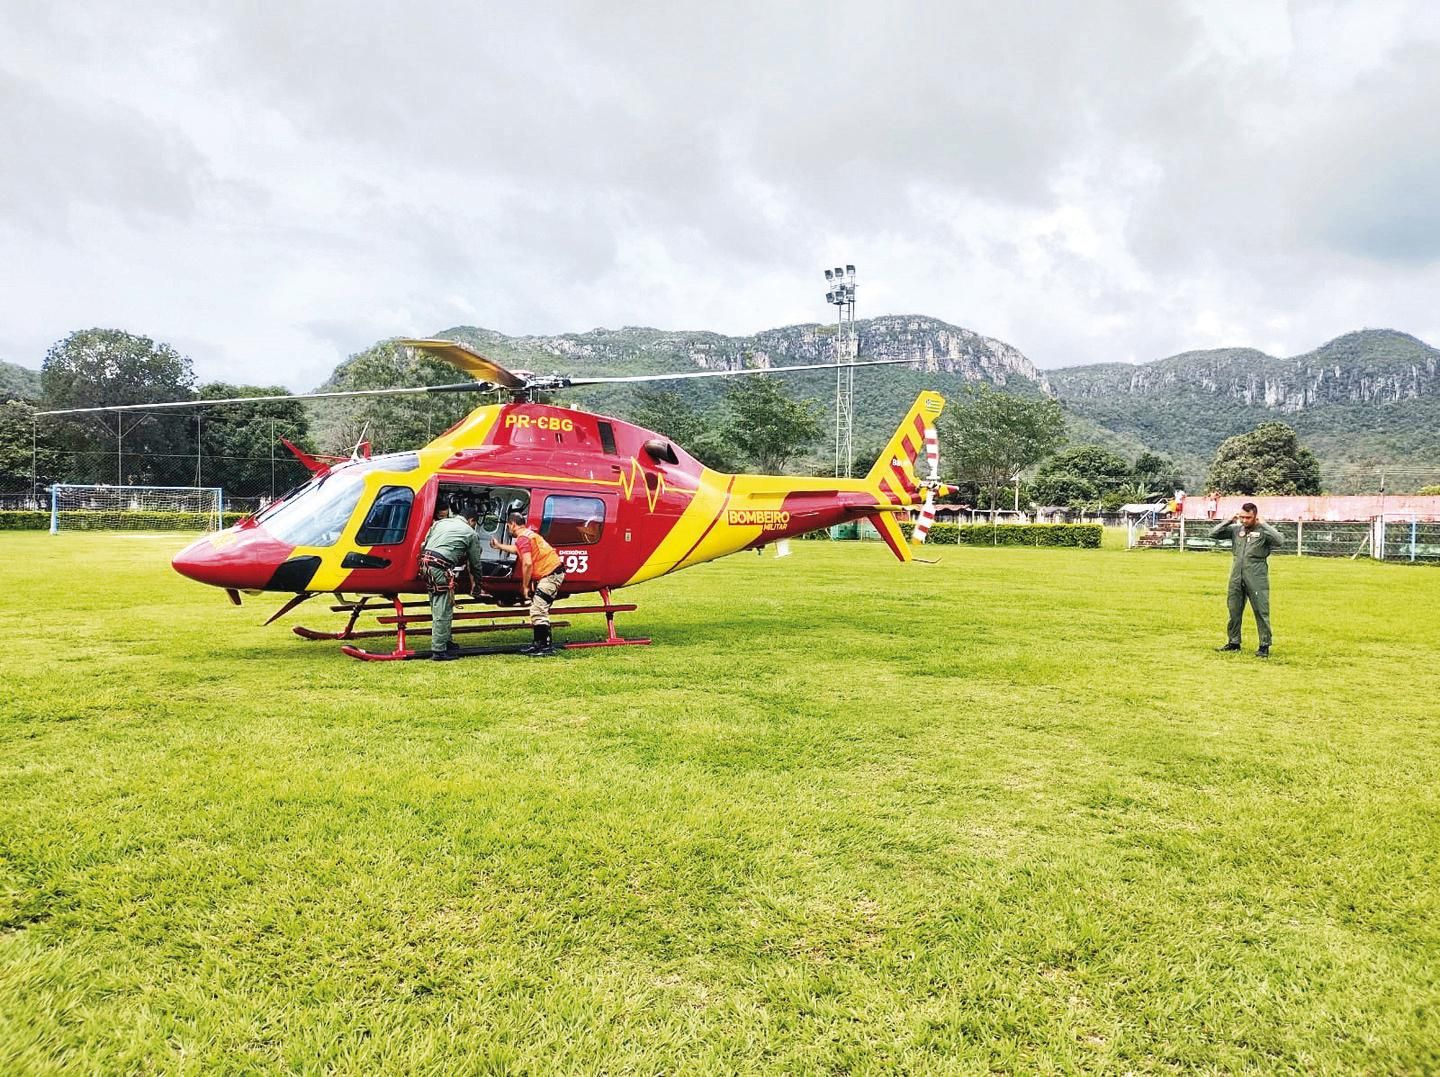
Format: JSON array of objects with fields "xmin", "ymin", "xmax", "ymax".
[
  {"xmin": 0, "ymin": 510, "xmax": 251, "ymax": 531},
  {"xmin": 895, "ymin": 522, "xmax": 1102, "ymax": 547},
  {"xmin": 802, "ymin": 521, "xmax": 1102, "ymax": 547}
]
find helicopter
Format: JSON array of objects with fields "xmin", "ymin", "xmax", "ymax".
[{"xmin": 45, "ymin": 340, "xmax": 950, "ymax": 658}]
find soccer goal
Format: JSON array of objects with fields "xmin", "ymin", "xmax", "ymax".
[{"xmin": 49, "ymin": 484, "xmax": 224, "ymax": 533}]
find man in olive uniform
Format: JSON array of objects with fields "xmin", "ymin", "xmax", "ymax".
[
  {"xmin": 489, "ymin": 511, "xmax": 565, "ymax": 657},
  {"xmin": 419, "ymin": 499, "xmax": 486, "ymax": 661},
  {"xmin": 1209, "ymin": 502, "xmax": 1285, "ymax": 658}
]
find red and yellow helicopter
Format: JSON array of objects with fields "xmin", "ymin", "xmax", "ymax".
[{"xmin": 61, "ymin": 341, "xmax": 950, "ymax": 658}]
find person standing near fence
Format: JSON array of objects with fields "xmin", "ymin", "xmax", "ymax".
[{"xmin": 1210, "ymin": 502, "xmax": 1285, "ymax": 658}]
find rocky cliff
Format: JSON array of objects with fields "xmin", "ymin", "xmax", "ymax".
[
  {"xmin": 439, "ymin": 315, "xmax": 1049, "ymax": 391},
  {"xmin": 1050, "ymin": 330, "xmax": 1439, "ymax": 412}
]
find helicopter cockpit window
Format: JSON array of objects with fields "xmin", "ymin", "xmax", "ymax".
[
  {"xmin": 260, "ymin": 469, "xmax": 367, "ymax": 548},
  {"xmin": 254, "ymin": 453, "xmax": 420, "ymax": 525},
  {"xmin": 355, "ymin": 485, "xmax": 414, "ymax": 546},
  {"xmin": 541, "ymin": 495, "xmax": 605, "ymax": 546}
]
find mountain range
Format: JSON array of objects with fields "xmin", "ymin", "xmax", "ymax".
[
  {"xmin": 9, "ymin": 320, "xmax": 1440, "ymax": 491},
  {"xmin": 388, "ymin": 320, "xmax": 1438, "ymax": 490}
]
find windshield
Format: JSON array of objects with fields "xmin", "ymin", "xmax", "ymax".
[
  {"xmin": 259, "ymin": 469, "xmax": 368, "ymax": 547},
  {"xmin": 253, "ymin": 453, "xmax": 420, "ymax": 538}
]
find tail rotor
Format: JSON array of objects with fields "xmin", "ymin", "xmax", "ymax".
[{"xmin": 912, "ymin": 425, "xmax": 946, "ymax": 546}]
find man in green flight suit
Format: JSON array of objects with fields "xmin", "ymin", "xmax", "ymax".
[
  {"xmin": 1209, "ymin": 501, "xmax": 1285, "ymax": 658},
  {"xmin": 418, "ymin": 498, "xmax": 485, "ymax": 661}
]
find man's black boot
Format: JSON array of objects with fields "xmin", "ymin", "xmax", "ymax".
[
  {"xmin": 1216, "ymin": 643, "xmax": 1241, "ymax": 652},
  {"xmin": 431, "ymin": 649, "xmax": 460, "ymax": 661},
  {"xmin": 525, "ymin": 625, "xmax": 554, "ymax": 657},
  {"xmin": 1256, "ymin": 646, "xmax": 1270, "ymax": 659},
  {"xmin": 519, "ymin": 625, "xmax": 545, "ymax": 656}
]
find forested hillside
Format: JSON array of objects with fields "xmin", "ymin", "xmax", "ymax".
[{"xmin": 0, "ymin": 359, "xmax": 41, "ymax": 401}]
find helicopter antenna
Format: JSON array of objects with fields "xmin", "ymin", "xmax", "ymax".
[{"xmin": 350, "ymin": 422, "xmax": 372, "ymax": 461}]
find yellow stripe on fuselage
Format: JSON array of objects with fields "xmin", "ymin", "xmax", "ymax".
[{"xmin": 625, "ymin": 470, "xmax": 878, "ymax": 586}]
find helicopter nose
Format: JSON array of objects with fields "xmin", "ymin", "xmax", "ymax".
[{"xmin": 172, "ymin": 529, "xmax": 295, "ymax": 590}]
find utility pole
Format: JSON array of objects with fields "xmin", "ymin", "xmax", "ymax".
[{"xmin": 824, "ymin": 264, "xmax": 857, "ymax": 477}]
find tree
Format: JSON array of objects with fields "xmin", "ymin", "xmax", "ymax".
[
  {"xmin": 1036, "ymin": 445, "xmax": 1131, "ymax": 492},
  {"xmin": 311, "ymin": 340, "xmax": 480, "ymax": 454},
  {"xmin": 41, "ymin": 329, "xmax": 199, "ymax": 485},
  {"xmin": 938, "ymin": 385, "xmax": 1066, "ymax": 517},
  {"xmin": 1115, "ymin": 481, "xmax": 1160, "ymax": 504},
  {"xmin": 1206, "ymin": 421, "xmax": 1322, "ymax": 495},
  {"xmin": 1132, "ymin": 451, "xmax": 1182, "ymax": 492},
  {"xmin": 0, "ymin": 400, "xmax": 63, "ymax": 502},
  {"xmin": 197, "ymin": 383, "xmax": 314, "ymax": 499},
  {"xmin": 1031, "ymin": 471, "xmax": 1098, "ymax": 507},
  {"xmin": 627, "ymin": 389, "xmax": 745, "ymax": 472},
  {"xmin": 721, "ymin": 376, "xmax": 821, "ymax": 474},
  {"xmin": 629, "ymin": 389, "xmax": 710, "ymax": 447}
]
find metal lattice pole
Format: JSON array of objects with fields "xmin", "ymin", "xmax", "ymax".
[{"xmin": 824, "ymin": 264, "xmax": 857, "ymax": 478}]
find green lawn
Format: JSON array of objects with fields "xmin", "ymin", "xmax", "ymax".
[{"xmin": 2, "ymin": 532, "xmax": 1437, "ymax": 1073}]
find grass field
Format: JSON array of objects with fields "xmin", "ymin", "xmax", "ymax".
[{"xmin": 2, "ymin": 531, "xmax": 1438, "ymax": 1073}]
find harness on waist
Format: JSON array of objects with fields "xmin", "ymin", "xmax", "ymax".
[{"xmin": 418, "ymin": 550, "xmax": 461, "ymax": 595}]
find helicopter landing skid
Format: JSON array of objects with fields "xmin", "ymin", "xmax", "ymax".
[{"xmin": 303, "ymin": 588, "xmax": 649, "ymax": 660}]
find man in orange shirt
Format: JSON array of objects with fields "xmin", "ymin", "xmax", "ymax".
[{"xmin": 489, "ymin": 512, "xmax": 566, "ymax": 656}]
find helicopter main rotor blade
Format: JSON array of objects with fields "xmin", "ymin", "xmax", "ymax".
[
  {"xmin": 35, "ymin": 381, "xmax": 487, "ymax": 417},
  {"xmin": 565, "ymin": 356, "xmax": 917, "ymax": 387},
  {"xmin": 35, "ymin": 353, "xmax": 923, "ymax": 417},
  {"xmin": 397, "ymin": 339, "xmax": 529, "ymax": 390}
]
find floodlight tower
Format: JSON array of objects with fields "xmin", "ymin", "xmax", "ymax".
[{"xmin": 825, "ymin": 264, "xmax": 857, "ymax": 477}]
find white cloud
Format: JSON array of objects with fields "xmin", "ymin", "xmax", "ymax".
[{"xmin": 2, "ymin": 0, "xmax": 1439, "ymax": 387}]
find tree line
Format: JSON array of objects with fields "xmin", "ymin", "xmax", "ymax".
[
  {"xmin": 936, "ymin": 384, "xmax": 1325, "ymax": 513},
  {"xmin": 2, "ymin": 329, "xmax": 314, "ymax": 501}
]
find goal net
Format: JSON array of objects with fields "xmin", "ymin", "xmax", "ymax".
[{"xmin": 49, "ymin": 484, "xmax": 224, "ymax": 533}]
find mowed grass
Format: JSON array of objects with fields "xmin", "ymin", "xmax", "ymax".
[{"xmin": 1, "ymin": 532, "xmax": 1438, "ymax": 1073}]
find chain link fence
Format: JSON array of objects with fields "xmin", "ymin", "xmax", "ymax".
[
  {"xmin": 3, "ymin": 446, "xmax": 313, "ymax": 511},
  {"xmin": 1137, "ymin": 518, "xmax": 1440, "ymax": 564}
]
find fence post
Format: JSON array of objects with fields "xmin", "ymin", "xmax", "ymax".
[
  {"xmin": 1412, "ymin": 518, "xmax": 1418, "ymax": 563},
  {"xmin": 1179, "ymin": 516, "xmax": 1186, "ymax": 552},
  {"xmin": 49, "ymin": 483, "xmax": 59, "ymax": 535},
  {"xmin": 1296, "ymin": 519, "xmax": 1303, "ymax": 557}
]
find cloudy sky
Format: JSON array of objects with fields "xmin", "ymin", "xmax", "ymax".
[{"xmin": 3, "ymin": 0, "xmax": 1439, "ymax": 390}]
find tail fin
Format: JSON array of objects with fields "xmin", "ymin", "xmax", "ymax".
[{"xmin": 864, "ymin": 390, "xmax": 946, "ymax": 507}]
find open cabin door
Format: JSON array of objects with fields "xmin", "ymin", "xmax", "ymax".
[{"xmin": 437, "ymin": 481, "xmax": 531, "ymax": 581}]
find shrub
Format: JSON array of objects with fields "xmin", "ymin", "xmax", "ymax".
[
  {"xmin": 895, "ymin": 521, "xmax": 1102, "ymax": 548},
  {"xmin": 0, "ymin": 510, "xmax": 248, "ymax": 531}
]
